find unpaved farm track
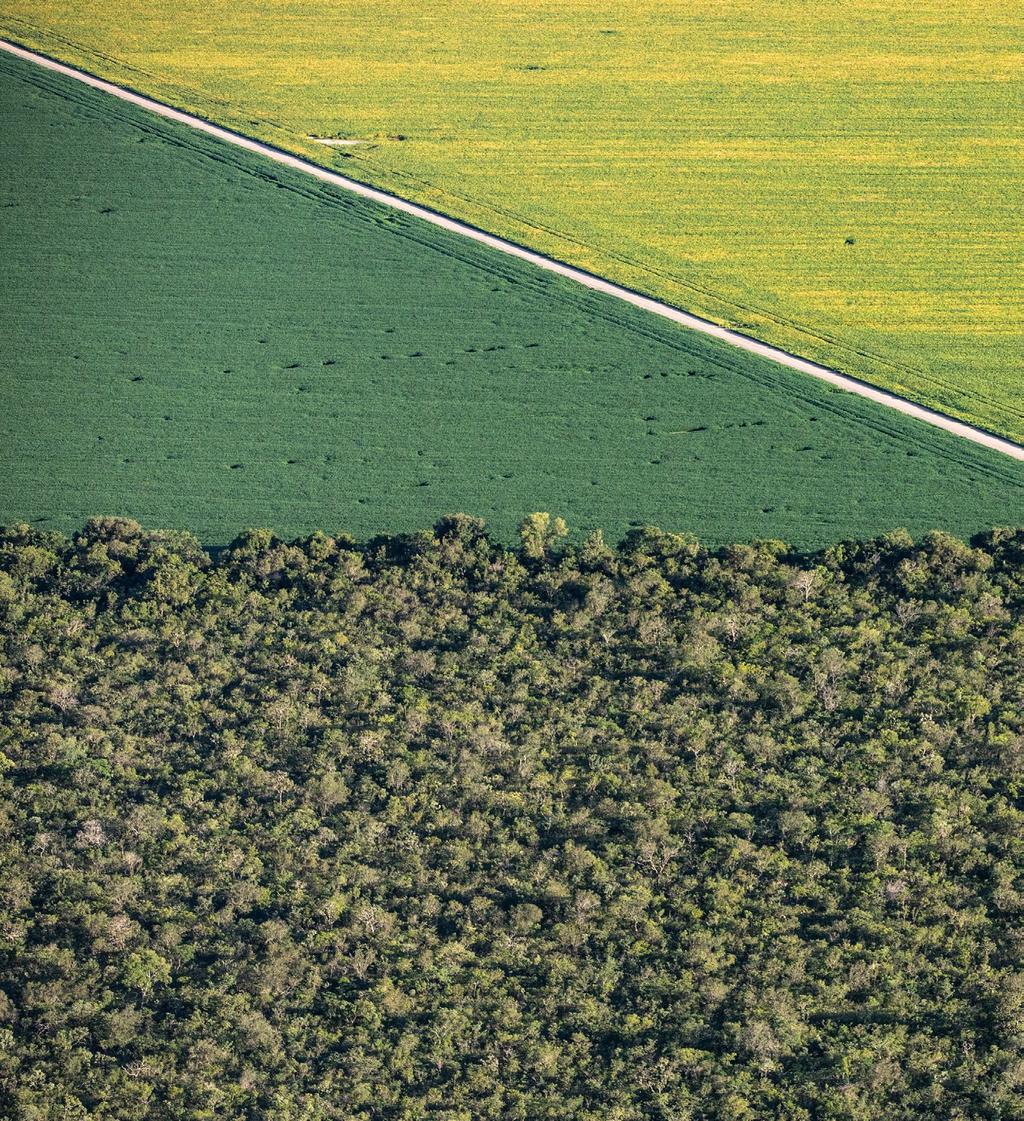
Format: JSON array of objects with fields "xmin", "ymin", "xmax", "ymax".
[{"xmin": 3, "ymin": 36, "xmax": 1023, "ymax": 465}]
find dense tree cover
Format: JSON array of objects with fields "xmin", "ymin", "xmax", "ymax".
[{"xmin": 2, "ymin": 515, "xmax": 1024, "ymax": 1120}]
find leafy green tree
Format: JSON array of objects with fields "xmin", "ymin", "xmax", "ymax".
[
  {"xmin": 518, "ymin": 512, "xmax": 568, "ymax": 559},
  {"xmin": 1, "ymin": 517, "xmax": 1024, "ymax": 1118}
]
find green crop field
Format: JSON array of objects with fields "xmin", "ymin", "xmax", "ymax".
[
  {"xmin": 1, "ymin": 52, "xmax": 1022, "ymax": 548},
  {"xmin": 2, "ymin": 1, "xmax": 1022, "ymax": 443}
]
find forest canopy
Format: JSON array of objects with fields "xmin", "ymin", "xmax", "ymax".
[{"xmin": 2, "ymin": 516, "xmax": 1024, "ymax": 1119}]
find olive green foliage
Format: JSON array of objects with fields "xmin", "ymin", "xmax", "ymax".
[
  {"xmin": 3, "ymin": 53, "xmax": 1024, "ymax": 550},
  {"xmin": 3, "ymin": 515, "xmax": 1024, "ymax": 1119},
  {"xmin": 519, "ymin": 512, "xmax": 568, "ymax": 560}
]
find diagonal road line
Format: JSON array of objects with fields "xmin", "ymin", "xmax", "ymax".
[{"xmin": 3, "ymin": 35, "xmax": 1023, "ymax": 464}]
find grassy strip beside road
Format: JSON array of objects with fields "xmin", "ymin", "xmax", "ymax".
[{"xmin": 2, "ymin": 51, "xmax": 1022, "ymax": 547}]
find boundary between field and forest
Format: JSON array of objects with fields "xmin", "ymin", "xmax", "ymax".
[{"xmin": 4, "ymin": 36, "xmax": 1024, "ymax": 465}]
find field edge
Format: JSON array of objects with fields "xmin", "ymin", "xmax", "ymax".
[{"xmin": 2, "ymin": 18, "xmax": 1022, "ymax": 447}]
